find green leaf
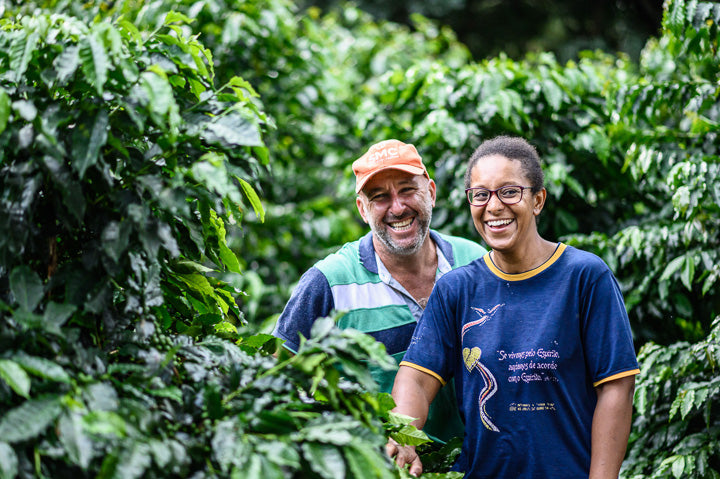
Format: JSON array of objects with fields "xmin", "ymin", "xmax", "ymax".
[
  {"xmin": 9, "ymin": 30, "xmax": 39, "ymax": 83},
  {"xmin": 345, "ymin": 442, "xmax": 395, "ymax": 479},
  {"xmin": 101, "ymin": 220, "xmax": 131, "ymax": 264},
  {"xmin": 71, "ymin": 110, "xmax": 109, "ymax": 178},
  {"xmin": 255, "ymin": 440, "xmax": 301, "ymax": 470},
  {"xmin": 203, "ymin": 112, "xmax": 263, "ymax": 148},
  {"xmin": 80, "ymin": 32, "xmax": 109, "ymax": 94},
  {"xmin": 0, "ymin": 88, "xmax": 10, "ymax": 134},
  {"xmin": 178, "ymin": 273, "xmax": 215, "ymax": 298},
  {"xmin": 58, "ymin": 412, "xmax": 94, "ymax": 469},
  {"xmin": 117, "ymin": 20, "xmax": 142, "ymax": 46},
  {"xmin": 43, "ymin": 301, "xmax": 77, "ymax": 335},
  {"xmin": 238, "ymin": 178, "xmax": 265, "ymax": 222},
  {"xmin": 146, "ymin": 386, "xmax": 183, "ymax": 403},
  {"xmin": 82, "ymin": 411, "xmax": 127, "ymax": 437},
  {"xmin": 634, "ymin": 385, "xmax": 648, "ymax": 415},
  {"xmin": 391, "ymin": 425, "xmax": 431, "ymax": 447},
  {"xmin": 301, "ymin": 421, "xmax": 357, "ymax": 445},
  {"xmin": 0, "ymin": 359, "xmax": 31, "ymax": 398},
  {"xmin": 0, "ymin": 441, "xmax": 18, "ymax": 479},
  {"xmin": 141, "ymin": 68, "xmax": 176, "ymax": 122},
  {"xmin": 12, "ymin": 352, "xmax": 72, "ymax": 383},
  {"xmin": 53, "ymin": 44, "xmax": 80, "ymax": 86},
  {"xmin": 680, "ymin": 388, "xmax": 695, "ymax": 419},
  {"xmin": 660, "ymin": 255, "xmax": 686, "ymax": 282},
  {"xmin": 164, "ymin": 11, "xmax": 193, "ymax": 25},
  {"xmin": 170, "ymin": 259, "xmax": 214, "ymax": 274},
  {"xmin": 302, "ymin": 443, "xmax": 346, "ymax": 479},
  {"xmin": 114, "ymin": 442, "xmax": 152, "ymax": 479},
  {"xmin": 672, "ymin": 455, "xmax": 686, "ymax": 479},
  {"xmin": 0, "ymin": 395, "xmax": 63, "ymax": 443},
  {"xmin": 681, "ymin": 254, "xmax": 695, "ymax": 290},
  {"xmin": 542, "ymin": 79, "xmax": 564, "ymax": 110},
  {"xmin": 219, "ymin": 242, "xmax": 242, "ymax": 273},
  {"xmin": 9, "ymin": 265, "xmax": 44, "ymax": 312}
]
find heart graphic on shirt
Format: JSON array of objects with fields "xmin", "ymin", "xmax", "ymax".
[{"xmin": 462, "ymin": 347, "xmax": 482, "ymax": 372}]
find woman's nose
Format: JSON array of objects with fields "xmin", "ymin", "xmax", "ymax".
[{"xmin": 485, "ymin": 191, "xmax": 505, "ymax": 210}]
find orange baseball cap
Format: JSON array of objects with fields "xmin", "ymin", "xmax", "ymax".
[{"xmin": 352, "ymin": 139, "xmax": 429, "ymax": 193}]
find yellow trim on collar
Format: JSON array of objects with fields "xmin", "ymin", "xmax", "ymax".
[{"xmin": 483, "ymin": 243, "xmax": 567, "ymax": 281}]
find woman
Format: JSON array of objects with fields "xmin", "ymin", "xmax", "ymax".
[{"xmin": 386, "ymin": 136, "xmax": 639, "ymax": 478}]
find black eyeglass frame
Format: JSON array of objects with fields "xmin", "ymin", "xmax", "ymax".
[{"xmin": 464, "ymin": 185, "xmax": 533, "ymax": 207}]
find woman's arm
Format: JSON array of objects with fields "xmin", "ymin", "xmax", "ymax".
[
  {"xmin": 589, "ymin": 375, "xmax": 636, "ymax": 479},
  {"xmin": 386, "ymin": 365, "xmax": 443, "ymax": 477}
]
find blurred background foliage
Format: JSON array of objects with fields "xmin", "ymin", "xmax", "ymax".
[
  {"xmin": 1, "ymin": 0, "xmax": 719, "ymax": 477},
  {"xmin": 300, "ymin": 0, "xmax": 663, "ymax": 62}
]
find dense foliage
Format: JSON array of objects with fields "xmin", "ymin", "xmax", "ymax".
[
  {"xmin": 0, "ymin": 0, "xmax": 718, "ymax": 477},
  {"xmin": 0, "ymin": 7, "xmax": 423, "ymax": 478}
]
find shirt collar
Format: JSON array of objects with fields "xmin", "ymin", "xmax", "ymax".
[{"xmin": 358, "ymin": 229, "xmax": 455, "ymax": 274}]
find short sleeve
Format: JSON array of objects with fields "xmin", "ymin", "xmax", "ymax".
[
  {"xmin": 401, "ymin": 280, "xmax": 458, "ymax": 385},
  {"xmin": 581, "ymin": 268, "xmax": 639, "ymax": 386},
  {"xmin": 271, "ymin": 267, "xmax": 334, "ymax": 353}
]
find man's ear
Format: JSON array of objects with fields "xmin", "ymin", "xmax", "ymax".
[
  {"xmin": 428, "ymin": 179, "xmax": 437, "ymax": 207},
  {"xmin": 356, "ymin": 195, "xmax": 369, "ymax": 224},
  {"xmin": 533, "ymin": 188, "xmax": 547, "ymax": 216}
]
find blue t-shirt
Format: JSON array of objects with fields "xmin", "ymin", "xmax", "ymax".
[{"xmin": 401, "ymin": 244, "xmax": 640, "ymax": 478}]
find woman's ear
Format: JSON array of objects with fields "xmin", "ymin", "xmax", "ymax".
[{"xmin": 533, "ymin": 188, "xmax": 547, "ymax": 216}]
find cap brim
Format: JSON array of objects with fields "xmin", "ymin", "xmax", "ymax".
[{"xmin": 355, "ymin": 165, "xmax": 428, "ymax": 193}]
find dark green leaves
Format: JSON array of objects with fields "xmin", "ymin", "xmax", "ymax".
[
  {"xmin": 70, "ymin": 110, "xmax": 109, "ymax": 178},
  {"xmin": 9, "ymin": 266, "xmax": 43, "ymax": 312}
]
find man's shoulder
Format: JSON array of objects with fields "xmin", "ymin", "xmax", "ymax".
[
  {"xmin": 313, "ymin": 237, "xmax": 376, "ymax": 284},
  {"xmin": 432, "ymin": 230, "xmax": 486, "ymax": 266}
]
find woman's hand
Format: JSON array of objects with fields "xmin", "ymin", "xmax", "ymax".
[{"xmin": 385, "ymin": 437, "xmax": 423, "ymax": 477}]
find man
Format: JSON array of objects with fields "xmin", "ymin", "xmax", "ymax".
[{"xmin": 272, "ymin": 139, "xmax": 486, "ymax": 442}]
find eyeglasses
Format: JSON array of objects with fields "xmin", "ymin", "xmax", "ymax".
[{"xmin": 465, "ymin": 185, "xmax": 532, "ymax": 207}]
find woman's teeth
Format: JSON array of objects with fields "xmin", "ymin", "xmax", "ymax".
[{"xmin": 487, "ymin": 219, "xmax": 512, "ymax": 227}]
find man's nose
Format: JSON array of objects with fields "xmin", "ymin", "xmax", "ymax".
[{"xmin": 388, "ymin": 193, "xmax": 406, "ymax": 214}]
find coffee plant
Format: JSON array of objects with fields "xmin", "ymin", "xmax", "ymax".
[{"xmin": 0, "ymin": 6, "xmax": 438, "ymax": 478}]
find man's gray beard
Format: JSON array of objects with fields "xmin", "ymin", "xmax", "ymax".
[{"xmin": 373, "ymin": 213, "xmax": 432, "ymax": 256}]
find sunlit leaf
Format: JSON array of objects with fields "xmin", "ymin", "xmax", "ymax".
[
  {"xmin": 53, "ymin": 44, "xmax": 80, "ymax": 86},
  {"xmin": 0, "ymin": 395, "xmax": 63, "ymax": 443},
  {"xmin": 9, "ymin": 30, "xmax": 38, "ymax": 82},
  {"xmin": 79, "ymin": 32, "xmax": 109, "ymax": 94},
  {"xmin": 11, "ymin": 352, "xmax": 71, "ymax": 383},
  {"xmin": 238, "ymin": 178, "xmax": 265, "ymax": 222},
  {"xmin": 0, "ymin": 88, "xmax": 10, "ymax": 134},
  {"xmin": 0, "ymin": 442, "xmax": 18, "ymax": 479},
  {"xmin": 0, "ymin": 359, "xmax": 31, "ymax": 398}
]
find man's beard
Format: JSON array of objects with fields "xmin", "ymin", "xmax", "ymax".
[{"xmin": 372, "ymin": 210, "xmax": 432, "ymax": 256}]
